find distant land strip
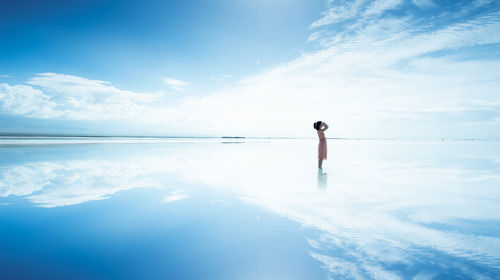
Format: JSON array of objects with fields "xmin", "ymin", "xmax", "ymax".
[{"xmin": 0, "ymin": 133, "xmax": 499, "ymax": 141}]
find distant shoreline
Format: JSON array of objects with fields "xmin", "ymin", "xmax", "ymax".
[{"xmin": 0, "ymin": 134, "xmax": 499, "ymax": 141}]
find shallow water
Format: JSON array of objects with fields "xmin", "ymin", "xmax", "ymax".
[{"xmin": 1, "ymin": 139, "xmax": 499, "ymax": 279}]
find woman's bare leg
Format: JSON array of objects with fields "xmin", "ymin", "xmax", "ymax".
[{"xmin": 318, "ymin": 159, "xmax": 323, "ymax": 169}]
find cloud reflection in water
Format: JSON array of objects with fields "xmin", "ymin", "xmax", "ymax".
[{"xmin": 0, "ymin": 139, "xmax": 499, "ymax": 279}]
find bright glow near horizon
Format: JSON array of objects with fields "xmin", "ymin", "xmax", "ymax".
[{"xmin": 0, "ymin": 0, "xmax": 499, "ymax": 138}]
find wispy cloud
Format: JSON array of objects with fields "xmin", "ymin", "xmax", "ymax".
[
  {"xmin": 0, "ymin": 2, "xmax": 499, "ymax": 137},
  {"xmin": 1, "ymin": 139, "xmax": 499, "ymax": 277},
  {"xmin": 310, "ymin": 0, "xmax": 404, "ymax": 28},
  {"xmin": 310, "ymin": 0, "xmax": 367, "ymax": 28},
  {"xmin": 163, "ymin": 2, "xmax": 500, "ymax": 137},
  {"xmin": 0, "ymin": 75, "xmax": 10, "ymax": 78},
  {"xmin": 163, "ymin": 77, "xmax": 188, "ymax": 91},
  {"xmin": 412, "ymin": 0, "xmax": 437, "ymax": 9},
  {"xmin": 163, "ymin": 191, "xmax": 189, "ymax": 203},
  {"xmin": 363, "ymin": 0, "xmax": 403, "ymax": 17}
]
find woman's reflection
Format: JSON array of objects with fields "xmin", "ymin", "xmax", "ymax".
[{"xmin": 317, "ymin": 169, "xmax": 327, "ymax": 190}]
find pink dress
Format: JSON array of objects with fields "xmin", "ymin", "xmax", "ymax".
[{"xmin": 317, "ymin": 130, "xmax": 327, "ymax": 160}]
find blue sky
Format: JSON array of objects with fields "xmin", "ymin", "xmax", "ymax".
[
  {"xmin": 0, "ymin": 0, "xmax": 323, "ymax": 92},
  {"xmin": 1, "ymin": 0, "xmax": 499, "ymax": 137}
]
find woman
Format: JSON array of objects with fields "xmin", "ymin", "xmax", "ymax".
[{"xmin": 313, "ymin": 121, "xmax": 328, "ymax": 169}]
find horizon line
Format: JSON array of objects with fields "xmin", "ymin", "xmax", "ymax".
[{"xmin": 1, "ymin": 133, "xmax": 499, "ymax": 141}]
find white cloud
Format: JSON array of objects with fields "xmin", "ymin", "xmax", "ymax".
[
  {"xmin": 158, "ymin": 6, "xmax": 500, "ymax": 137},
  {"xmin": 163, "ymin": 77, "xmax": 188, "ymax": 90},
  {"xmin": 0, "ymin": 83, "xmax": 58, "ymax": 118},
  {"xmin": 363, "ymin": 0, "xmax": 403, "ymax": 17},
  {"xmin": 0, "ymin": 4, "xmax": 499, "ymax": 138},
  {"xmin": 310, "ymin": 0, "xmax": 404, "ymax": 28},
  {"xmin": 1, "ymin": 139, "xmax": 499, "ymax": 277},
  {"xmin": 0, "ymin": 75, "xmax": 11, "ymax": 78},
  {"xmin": 28, "ymin": 73, "xmax": 163, "ymax": 103},
  {"xmin": 412, "ymin": 0, "xmax": 437, "ymax": 9},
  {"xmin": 473, "ymin": 0, "xmax": 495, "ymax": 7},
  {"xmin": 0, "ymin": 73, "xmax": 171, "ymax": 123},
  {"xmin": 170, "ymin": 140, "xmax": 500, "ymax": 278},
  {"xmin": 306, "ymin": 30, "xmax": 326, "ymax": 42},
  {"xmin": 163, "ymin": 193, "xmax": 189, "ymax": 203},
  {"xmin": 0, "ymin": 164, "xmax": 53, "ymax": 197},
  {"xmin": 310, "ymin": 0, "xmax": 367, "ymax": 28},
  {"xmin": 0, "ymin": 157, "xmax": 175, "ymax": 207},
  {"xmin": 310, "ymin": 253, "xmax": 366, "ymax": 279}
]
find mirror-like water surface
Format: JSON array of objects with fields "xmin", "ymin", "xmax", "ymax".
[{"xmin": 1, "ymin": 139, "xmax": 499, "ymax": 279}]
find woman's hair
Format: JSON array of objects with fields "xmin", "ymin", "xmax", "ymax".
[{"xmin": 313, "ymin": 121, "xmax": 322, "ymax": 130}]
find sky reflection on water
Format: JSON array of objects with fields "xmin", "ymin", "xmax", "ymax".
[{"xmin": 0, "ymin": 139, "xmax": 499, "ymax": 279}]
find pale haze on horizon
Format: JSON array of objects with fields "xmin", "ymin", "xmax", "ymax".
[{"xmin": 0, "ymin": 0, "xmax": 499, "ymax": 138}]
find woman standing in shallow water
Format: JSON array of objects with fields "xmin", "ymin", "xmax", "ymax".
[{"xmin": 314, "ymin": 121, "xmax": 328, "ymax": 169}]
